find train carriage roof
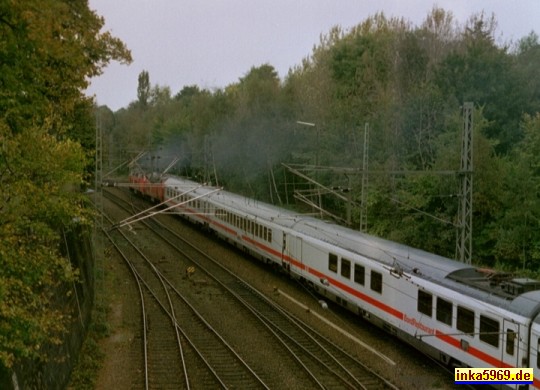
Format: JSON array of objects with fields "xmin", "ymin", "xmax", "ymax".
[
  {"xmin": 292, "ymin": 218, "xmax": 540, "ymax": 317},
  {"xmin": 164, "ymin": 176, "xmax": 540, "ymax": 318}
]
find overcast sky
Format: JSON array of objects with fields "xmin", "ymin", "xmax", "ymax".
[{"xmin": 86, "ymin": 0, "xmax": 540, "ymax": 111}]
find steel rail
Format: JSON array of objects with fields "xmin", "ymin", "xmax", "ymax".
[
  {"xmin": 103, "ymin": 192, "xmax": 268, "ymax": 389},
  {"xmin": 101, "ymin": 226, "xmax": 150, "ymax": 389},
  {"xmin": 106, "ymin": 188, "xmax": 399, "ymax": 389}
]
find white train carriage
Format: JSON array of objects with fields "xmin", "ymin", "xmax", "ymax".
[
  {"xmin": 532, "ymin": 318, "xmax": 540, "ymax": 387},
  {"xmin": 277, "ymin": 216, "xmax": 540, "ymax": 388},
  {"xmin": 156, "ymin": 175, "xmax": 540, "ymax": 389},
  {"xmin": 162, "ymin": 176, "xmax": 288, "ymax": 264}
]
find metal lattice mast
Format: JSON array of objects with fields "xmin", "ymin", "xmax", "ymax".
[
  {"xmin": 456, "ymin": 102, "xmax": 473, "ymax": 264},
  {"xmin": 360, "ymin": 123, "xmax": 369, "ymax": 232}
]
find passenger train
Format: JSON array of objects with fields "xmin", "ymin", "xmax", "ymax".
[{"xmin": 129, "ymin": 172, "xmax": 540, "ymax": 389}]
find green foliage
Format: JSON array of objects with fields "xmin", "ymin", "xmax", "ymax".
[
  {"xmin": 0, "ymin": 0, "xmax": 131, "ymax": 370},
  {"xmin": 137, "ymin": 70, "xmax": 151, "ymax": 108},
  {"xmin": 0, "ymin": 122, "xmax": 91, "ymax": 368},
  {"xmin": 489, "ymin": 114, "xmax": 540, "ymax": 269},
  {"xmin": 109, "ymin": 8, "xmax": 540, "ymax": 274},
  {"xmin": 434, "ymin": 13, "xmax": 527, "ymax": 153},
  {"xmin": 67, "ymin": 299, "xmax": 109, "ymax": 390},
  {"xmin": 0, "ymin": 0, "xmax": 131, "ymax": 135}
]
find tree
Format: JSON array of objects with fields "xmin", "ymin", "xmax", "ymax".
[
  {"xmin": 434, "ymin": 12, "xmax": 526, "ymax": 153},
  {"xmin": 137, "ymin": 70, "xmax": 151, "ymax": 108},
  {"xmin": 513, "ymin": 32, "xmax": 540, "ymax": 117},
  {"xmin": 107, "ymin": 8, "xmax": 540, "ymax": 272},
  {"xmin": 0, "ymin": 121, "xmax": 90, "ymax": 368},
  {"xmin": 491, "ymin": 114, "xmax": 540, "ymax": 270},
  {"xmin": 0, "ymin": 0, "xmax": 131, "ymax": 135},
  {"xmin": 0, "ymin": 0, "xmax": 131, "ymax": 369}
]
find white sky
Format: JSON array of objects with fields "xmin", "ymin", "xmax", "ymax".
[{"xmin": 86, "ymin": 0, "xmax": 540, "ymax": 111}]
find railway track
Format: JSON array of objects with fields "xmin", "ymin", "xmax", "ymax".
[
  {"xmin": 102, "ymin": 203, "xmax": 267, "ymax": 389},
  {"xmin": 102, "ymin": 220, "xmax": 186, "ymax": 389},
  {"xmin": 102, "ymin": 188, "xmax": 400, "ymax": 389}
]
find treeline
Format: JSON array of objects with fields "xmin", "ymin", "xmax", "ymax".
[
  {"xmin": 0, "ymin": 0, "xmax": 130, "ymax": 374},
  {"xmin": 103, "ymin": 8, "xmax": 540, "ymax": 273}
]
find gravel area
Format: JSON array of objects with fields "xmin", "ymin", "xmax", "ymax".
[{"xmin": 94, "ymin": 189, "xmax": 462, "ymax": 389}]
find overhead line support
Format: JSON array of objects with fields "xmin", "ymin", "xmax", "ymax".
[{"xmin": 456, "ymin": 102, "xmax": 474, "ymax": 264}]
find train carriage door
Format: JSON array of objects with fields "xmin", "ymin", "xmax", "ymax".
[
  {"xmin": 531, "ymin": 322, "xmax": 540, "ymax": 388},
  {"xmin": 502, "ymin": 319, "xmax": 520, "ymax": 368},
  {"xmin": 283, "ymin": 233, "xmax": 303, "ymax": 276}
]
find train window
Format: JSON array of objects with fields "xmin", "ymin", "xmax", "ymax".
[
  {"xmin": 263, "ymin": 226, "xmax": 267, "ymax": 240},
  {"xmin": 436, "ymin": 297, "xmax": 452, "ymax": 326},
  {"xmin": 267, "ymin": 229, "xmax": 272, "ymax": 243},
  {"xmin": 328, "ymin": 253, "xmax": 338, "ymax": 273},
  {"xmin": 417, "ymin": 291, "xmax": 432, "ymax": 317},
  {"xmin": 354, "ymin": 264, "xmax": 365, "ymax": 286},
  {"xmin": 506, "ymin": 329, "xmax": 516, "ymax": 356},
  {"xmin": 456, "ymin": 306, "xmax": 474, "ymax": 334},
  {"xmin": 341, "ymin": 258, "xmax": 351, "ymax": 279},
  {"xmin": 370, "ymin": 271, "xmax": 382, "ymax": 294},
  {"xmin": 479, "ymin": 315, "xmax": 499, "ymax": 348}
]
